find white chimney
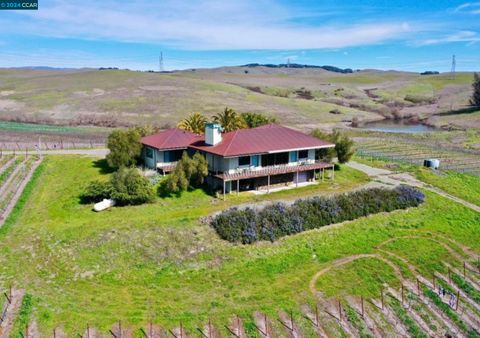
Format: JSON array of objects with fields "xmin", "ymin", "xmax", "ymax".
[{"xmin": 205, "ymin": 123, "xmax": 222, "ymax": 146}]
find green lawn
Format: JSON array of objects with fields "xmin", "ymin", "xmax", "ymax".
[
  {"xmin": 415, "ymin": 169, "xmax": 480, "ymax": 206},
  {"xmin": 0, "ymin": 155, "xmax": 478, "ymax": 336},
  {"xmin": 315, "ymin": 257, "xmax": 400, "ymax": 298},
  {"xmin": 353, "ymin": 155, "xmax": 480, "ymax": 207}
]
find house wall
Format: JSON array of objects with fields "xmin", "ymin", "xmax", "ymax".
[
  {"xmin": 142, "ymin": 146, "xmax": 170, "ymax": 169},
  {"xmin": 215, "ymin": 149, "xmax": 317, "ymax": 174}
]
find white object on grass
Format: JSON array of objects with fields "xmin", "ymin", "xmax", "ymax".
[{"xmin": 93, "ymin": 199, "xmax": 115, "ymax": 212}]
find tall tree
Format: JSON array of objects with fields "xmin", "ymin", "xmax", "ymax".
[
  {"xmin": 240, "ymin": 112, "xmax": 276, "ymax": 128},
  {"xmin": 471, "ymin": 72, "xmax": 480, "ymax": 107},
  {"xmin": 177, "ymin": 112, "xmax": 207, "ymax": 134},
  {"xmin": 213, "ymin": 107, "xmax": 246, "ymax": 132},
  {"xmin": 311, "ymin": 129, "xmax": 354, "ymax": 164},
  {"xmin": 106, "ymin": 128, "xmax": 142, "ymax": 169},
  {"xmin": 166, "ymin": 152, "xmax": 209, "ymax": 193},
  {"xmin": 331, "ymin": 130, "xmax": 355, "ymax": 164}
]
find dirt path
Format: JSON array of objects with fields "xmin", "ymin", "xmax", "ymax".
[
  {"xmin": 346, "ymin": 161, "xmax": 480, "ymax": 213},
  {"xmin": 0, "ymin": 288, "xmax": 25, "ymax": 338},
  {"xmin": 0, "ymin": 158, "xmax": 25, "ymax": 198},
  {"xmin": 0, "ymin": 157, "xmax": 14, "ymax": 176}
]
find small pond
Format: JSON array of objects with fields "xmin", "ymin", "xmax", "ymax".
[{"xmin": 358, "ymin": 119, "xmax": 438, "ymax": 134}]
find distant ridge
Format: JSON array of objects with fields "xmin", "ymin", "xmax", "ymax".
[{"xmin": 241, "ymin": 63, "xmax": 354, "ymax": 74}]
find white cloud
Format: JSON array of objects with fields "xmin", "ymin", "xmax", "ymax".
[
  {"xmin": 4, "ymin": 0, "xmax": 414, "ymax": 50},
  {"xmin": 420, "ymin": 30, "xmax": 480, "ymax": 45},
  {"xmin": 453, "ymin": 2, "xmax": 480, "ymax": 14}
]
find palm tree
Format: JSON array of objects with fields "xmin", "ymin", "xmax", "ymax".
[
  {"xmin": 177, "ymin": 112, "xmax": 207, "ymax": 134},
  {"xmin": 213, "ymin": 107, "xmax": 246, "ymax": 132}
]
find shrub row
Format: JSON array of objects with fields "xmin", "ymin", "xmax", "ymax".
[{"xmin": 211, "ymin": 185, "xmax": 425, "ymax": 244}]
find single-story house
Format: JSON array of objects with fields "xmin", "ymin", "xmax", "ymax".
[{"xmin": 141, "ymin": 123, "xmax": 335, "ymax": 193}]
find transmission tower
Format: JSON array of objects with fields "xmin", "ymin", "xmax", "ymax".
[
  {"xmin": 159, "ymin": 52, "xmax": 164, "ymax": 72},
  {"xmin": 450, "ymin": 54, "xmax": 456, "ymax": 79}
]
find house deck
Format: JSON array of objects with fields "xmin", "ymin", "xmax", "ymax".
[{"xmin": 214, "ymin": 161, "xmax": 334, "ymax": 181}]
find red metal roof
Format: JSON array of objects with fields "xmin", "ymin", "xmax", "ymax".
[
  {"xmin": 189, "ymin": 124, "xmax": 334, "ymax": 157},
  {"xmin": 141, "ymin": 128, "xmax": 200, "ymax": 150}
]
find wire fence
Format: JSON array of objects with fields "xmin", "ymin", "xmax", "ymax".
[{"xmin": 356, "ymin": 139, "xmax": 480, "ymax": 176}]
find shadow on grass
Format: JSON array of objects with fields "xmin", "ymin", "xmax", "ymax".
[
  {"xmin": 92, "ymin": 159, "xmax": 115, "ymax": 175},
  {"xmin": 157, "ymin": 179, "xmax": 214, "ymax": 199},
  {"xmin": 157, "ymin": 179, "xmax": 182, "ymax": 198}
]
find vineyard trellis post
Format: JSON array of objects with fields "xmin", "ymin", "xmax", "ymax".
[
  {"xmin": 338, "ymin": 299, "xmax": 342, "ymax": 320},
  {"xmin": 360, "ymin": 296, "xmax": 364, "ymax": 318},
  {"xmin": 264, "ymin": 313, "xmax": 268, "ymax": 336},
  {"xmin": 455, "ymin": 291, "xmax": 460, "ymax": 311}
]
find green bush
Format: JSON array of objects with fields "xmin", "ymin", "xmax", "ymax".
[
  {"xmin": 211, "ymin": 185, "xmax": 424, "ymax": 244},
  {"xmin": 166, "ymin": 152, "xmax": 208, "ymax": 193},
  {"xmin": 110, "ymin": 167, "xmax": 156, "ymax": 205},
  {"xmin": 81, "ymin": 168, "xmax": 155, "ymax": 206},
  {"xmin": 80, "ymin": 180, "xmax": 113, "ymax": 203},
  {"xmin": 106, "ymin": 128, "xmax": 142, "ymax": 169},
  {"xmin": 240, "ymin": 112, "xmax": 276, "ymax": 128},
  {"xmin": 470, "ymin": 73, "xmax": 480, "ymax": 107},
  {"xmin": 311, "ymin": 129, "xmax": 354, "ymax": 163}
]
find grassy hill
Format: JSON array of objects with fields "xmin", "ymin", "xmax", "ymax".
[
  {"xmin": 0, "ymin": 67, "xmax": 474, "ymax": 130},
  {"xmin": 0, "ymin": 155, "xmax": 479, "ymax": 336}
]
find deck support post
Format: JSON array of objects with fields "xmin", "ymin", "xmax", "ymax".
[
  {"xmin": 237, "ymin": 179, "xmax": 239, "ymax": 195},
  {"xmin": 296, "ymin": 170, "xmax": 299, "ymax": 187},
  {"xmin": 313, "ymin": 169, "xmax": 316, "ymax": 182},
  {"xmin": 331, "ymin": 166, "xmax": 335, "ymax": 181},
  {"xmin": 267, "ymin": 175, "xmax": 270, "ymax": 194},
  {"xmin": 223, "ymin": 180, "xmax": 226, "ymax": 201},
  {"xmin": 322, "ymin": 168, "xmax": 324, "ymax": 181}
]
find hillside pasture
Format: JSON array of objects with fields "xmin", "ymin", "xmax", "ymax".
[{"xmin": 0, "ymin": 155, "xmax": 478, "ymax": 336}]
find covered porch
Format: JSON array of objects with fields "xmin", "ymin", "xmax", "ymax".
[{"xmin": 214, "ymin": 161, "xmax": 335, "ymax": 199}]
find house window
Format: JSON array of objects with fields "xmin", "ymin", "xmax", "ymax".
[
  {"xmin": 165, "ymin": 149, "xmax": 184, "ymax": 162},
  {"xmin": 298, "ymin": 150, "xmax": 309, "ymax": 159},
  {"xmin": 238, "ymin": 156, "xmax": 250, "ymax": 166},
  {"xmin": 146, "ymin": 147, "xmax": 154, "ymax": 159}
]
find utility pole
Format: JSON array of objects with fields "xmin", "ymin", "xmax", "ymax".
[
  {"xmin": 159, "ymin": 52, "xmax": 164, "ymax": 72},
  {"xmin": 450, "ymin": 54, "xmax": 456, "ymax": 80}
]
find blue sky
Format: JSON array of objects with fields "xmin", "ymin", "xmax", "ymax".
[{"xmin": 1, "ymin": 0, "xmax": 480, "ymax": 71}]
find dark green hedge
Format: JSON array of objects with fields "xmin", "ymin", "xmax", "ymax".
[{"xmin": 211, "ymin": 185, "xmax": 425, "ymax": 244}]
